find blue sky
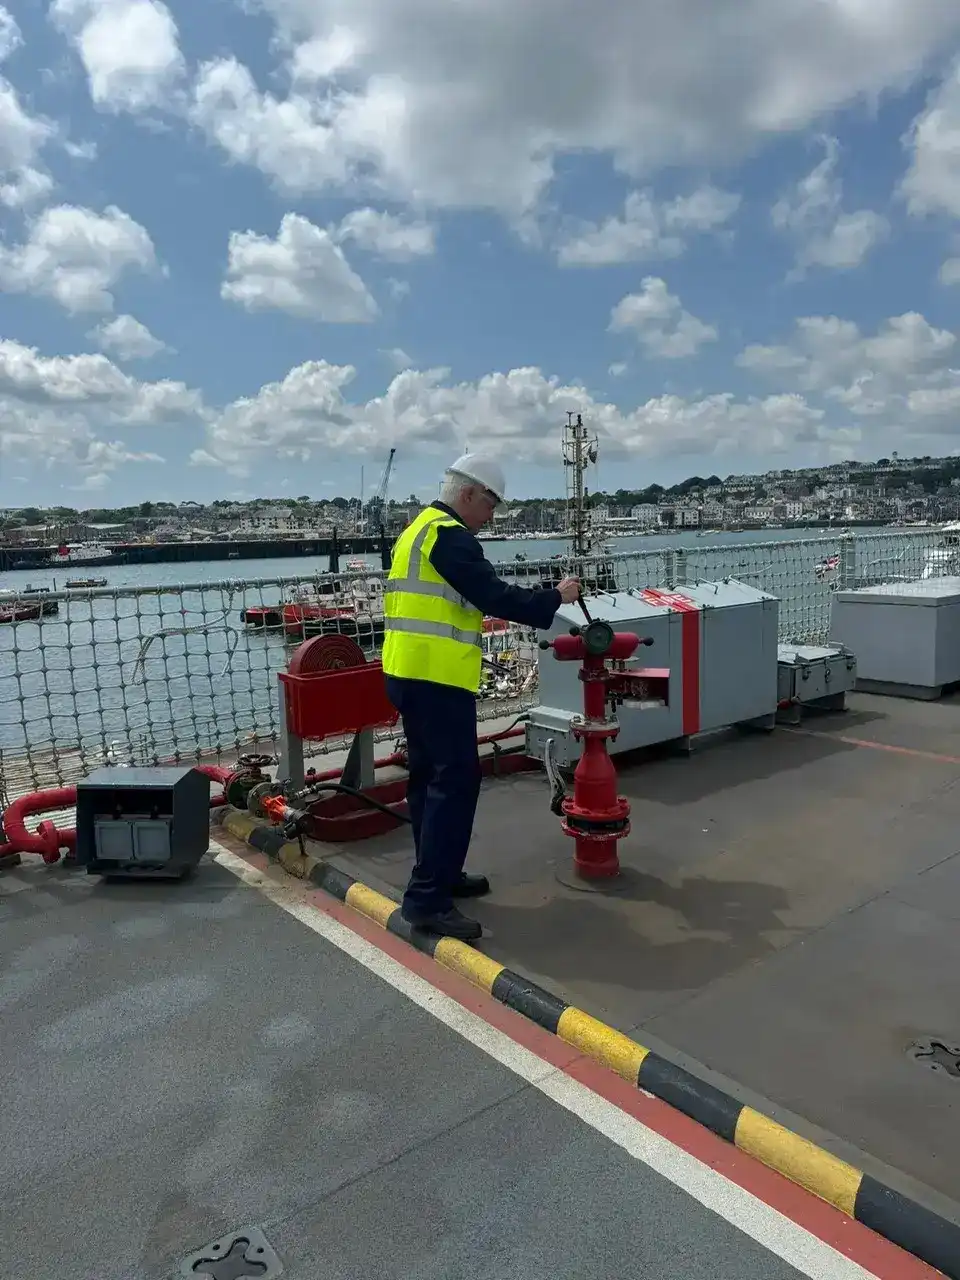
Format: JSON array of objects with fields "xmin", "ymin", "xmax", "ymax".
[{"xmin": 1, "ymin": 0, "xmax": 960, "ymax": 508}]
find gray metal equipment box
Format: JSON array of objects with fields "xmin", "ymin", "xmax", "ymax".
[
  {"xmin": 777, "ymin": 644, "xmax": 856, "ymax": 716},
  {"xmin": 526, "ymin": 580, "xmax": 779, "ymax": 766},
  {"xmin": 75, "ymin": 766, "xmax": 211, "ymax": 878},
  {"xmin": 830, "ymin": 577, "xmax": 960, "ymax": 699}
]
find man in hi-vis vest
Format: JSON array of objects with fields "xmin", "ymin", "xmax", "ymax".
[{"xmin": 382, "ymin": 453, "xmax": 580, "ymax": 941}]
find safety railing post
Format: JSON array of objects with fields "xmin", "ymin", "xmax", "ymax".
[{"xmin": 838, "ymin": 534, "xmax": 857, "ymax": 591}]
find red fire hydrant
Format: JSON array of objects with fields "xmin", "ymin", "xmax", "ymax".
[{"xmin": 540, "ymin": 615, "xmax": 667, "ymax": 880}]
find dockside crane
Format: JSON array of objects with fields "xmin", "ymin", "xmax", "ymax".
[{"xmin": 370, "ymin": 447, "xmax": 396, "ymax": 567}]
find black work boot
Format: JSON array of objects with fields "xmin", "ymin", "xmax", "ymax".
[
  {"xmin": 402, "ymin": 907, "xmax": 483, "ymax": 942},
  {"xmin": 452, "ymin": 872, "xmax": 490, "ymax": 899}
]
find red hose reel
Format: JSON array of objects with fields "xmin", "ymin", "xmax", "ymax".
[{"xmin": 279, "ymin": 634, "xmax": 399, "ymax": 740}]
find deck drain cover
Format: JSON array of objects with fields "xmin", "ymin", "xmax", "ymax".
[
  {"xmin": 907, "ymin": 1038, "xmax": 960, "ymax": 1078},
  {"xmin": 179, "ymin": 1226, "xmax": 283, "ymax": 1280}
]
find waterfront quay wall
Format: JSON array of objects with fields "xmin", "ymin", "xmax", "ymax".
[{"xmin": 0, "ymin": 535, "xmax": 389, "ymax": 572}]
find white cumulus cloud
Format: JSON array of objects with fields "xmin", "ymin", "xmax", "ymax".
[
  {"xmin": 772, "ymin": 137, "xmax": 888, "ymax": 275},
  {"xmin": 0, "ymin": 74, "xmax": 55, "ymax": 209},
  {"xmin": 50, "ymin": 0, "xmax": 186, "ymax": 113},
  {"xmin": 738, "ymin": 312, "xmax": 958, "ymax": 426},
  {"xmin": 609, "ymin": 278, "xmax": 718, "ymax": 359},
  {"xmin": 334, "ymin": 208, "xmax": 436, "ymax": 261},
  {"xmin": 189, "ymin": 0, "xmax": 960, "ymax": 217},
  {"xmin": 89, "ymin": 313, "xmax": 170, "ymax": 361},
  {"xmin": 191, "ymin": 58, "xmax": 353, "ymax": 193},
  {"xmin": 222, "ymin": 213, "xmax": 378, "ymax": 323},
  {"xmin": 0, "ymin": 338, "xmax": 199, "ymax": 419},
  {"xmin": 558, "ymin": 187, "xmax": 740, "ymax": 266},
  {"xmin": 0, "ymin": 204, "xmax": 158, "ymax": 313},
  {"xmin": 902, "ymin": 55, "xmax": 960, "ymax": 219},
  {"xmin": 190, "ymin": 359, "xmax": 836, "ymax": 481},
  {"xmin": 0, "ymin": 338, "xmax": 203, "ymax": 479},
  {"xmin": 0, "ymin": 5, "xmax": 21, "ymax": 62}
]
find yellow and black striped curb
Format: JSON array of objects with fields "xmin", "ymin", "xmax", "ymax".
[{"xmin": 218, "ymin": 806, "xmax": 960, "ymax": 1278}]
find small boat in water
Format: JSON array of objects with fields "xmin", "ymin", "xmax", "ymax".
[
  {"xmin": 0, "ymin": 584, "xmax": 58, "ymax": 616},
  {"xmin": 48, "ymin": 541, "xmax": 113, "ymax": 567},
  {"xmin": 240, "ymin": 605, "xmax": 284, "ymax": 629},
  {"xmin": 283, "ymin": 576, "xmax": 385, "ymax": 641},
  {"xmin": 0, "ymin": 599, "xmax": 42, "ymax": 622},
  {"xmin": 66, "ymin": 577, "xmax": 108, "ymax": 589}
]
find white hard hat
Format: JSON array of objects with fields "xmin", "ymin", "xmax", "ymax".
[{"xmin": 447, "ymin": 452, "xmax": 506, "ymax": 502}]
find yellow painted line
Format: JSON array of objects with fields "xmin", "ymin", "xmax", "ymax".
[
  {"xmin": 557, "ymin": 1007, "xmax": 651, "ymax": 1083},
  {"xmin": 734, "ymin": 1108, "xmax": 863, "ymax": 1216},
  {"xmin": 433, "ymin": 938, "xmax": 505, "ymax": 994},
  {"xmin": 344, "ymin": 881, "xmax": 398, "ymax": 928}
]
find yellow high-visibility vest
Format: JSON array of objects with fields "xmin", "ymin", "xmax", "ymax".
[{"xmin": 381, "ymin": 505, "xmax": 484, "ymax": 692}]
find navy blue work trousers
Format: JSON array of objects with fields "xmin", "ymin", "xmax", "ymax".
[{"xmin": 385, "ymin": 676, "xmax": 482, "ymax": 918}]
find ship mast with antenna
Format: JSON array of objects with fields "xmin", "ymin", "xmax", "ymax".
[{"xmin": 562, "ymin": 411, "xmax": 599, "ymax": 558}]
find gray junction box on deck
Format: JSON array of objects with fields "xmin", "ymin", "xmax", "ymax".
[
  {"xmin": 829, "ymin": 576, "xmax": 960, "ymax": 699},
  {"xmin": 776, "ymin": 644, "xmax": 857, "ymax": 719},
  {"xmin": 75, "ymin": 765, "xmax": 211, "ymax": 878},
  {"xmin": 525, "ymin": 580, "xmax": 780, "ymax": 768}
]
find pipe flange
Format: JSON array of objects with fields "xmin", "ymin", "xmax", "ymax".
[
  {"xmin": 246, "ymin": 780, "xmax": 286, "ymax": 818},
  {"xmin": 225, "ymin": 771, "xmax": 260, "ymax": 809},
  {"xmin": 561, "ymin": 813, "xmax": 630, "ymax": 837}
]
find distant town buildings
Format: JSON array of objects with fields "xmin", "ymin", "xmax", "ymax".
[{"xmin": 3, "ymin": 452, "xmax": 960, "ymax": 545}]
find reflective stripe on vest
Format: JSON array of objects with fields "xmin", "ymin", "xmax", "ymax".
[{"xmin": 383, "ymin": 616, "xmax": 482, "ymax": 647}]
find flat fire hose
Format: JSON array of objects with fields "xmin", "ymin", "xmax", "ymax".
[{"xmin": 543, "ymin": 737, "xmax": 567, "ymax": 815}]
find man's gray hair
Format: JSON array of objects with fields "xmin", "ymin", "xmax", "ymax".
[{"xmin": 439, "ymin": 470, "xmax": 474, "ymax": 505}]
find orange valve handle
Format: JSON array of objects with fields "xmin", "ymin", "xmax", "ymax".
[{"xmin": 263, "ymin": 795, "xmax": 292, "ymax": 823}]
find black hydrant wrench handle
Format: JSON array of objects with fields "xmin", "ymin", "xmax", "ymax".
[{"xmin": 577, "ymin": 592, "xmax": 593, "ymax": 625}]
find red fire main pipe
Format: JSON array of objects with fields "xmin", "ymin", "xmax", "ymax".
[
  {"xmin": 193, "ymin": 763, "xmax": 234, "ymax": 785},
  {"xmin": 1, "ymin": 787, "xmax": 78, "ymax": 862}
]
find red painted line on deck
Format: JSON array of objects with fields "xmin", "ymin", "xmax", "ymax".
[
  {"xmin": 223, "ymin": 838, "xmax": 942, "ymax": 1280},
  {"xmin": 784, "ymin": 726, "xmax": 960, "ymax": 766}
]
